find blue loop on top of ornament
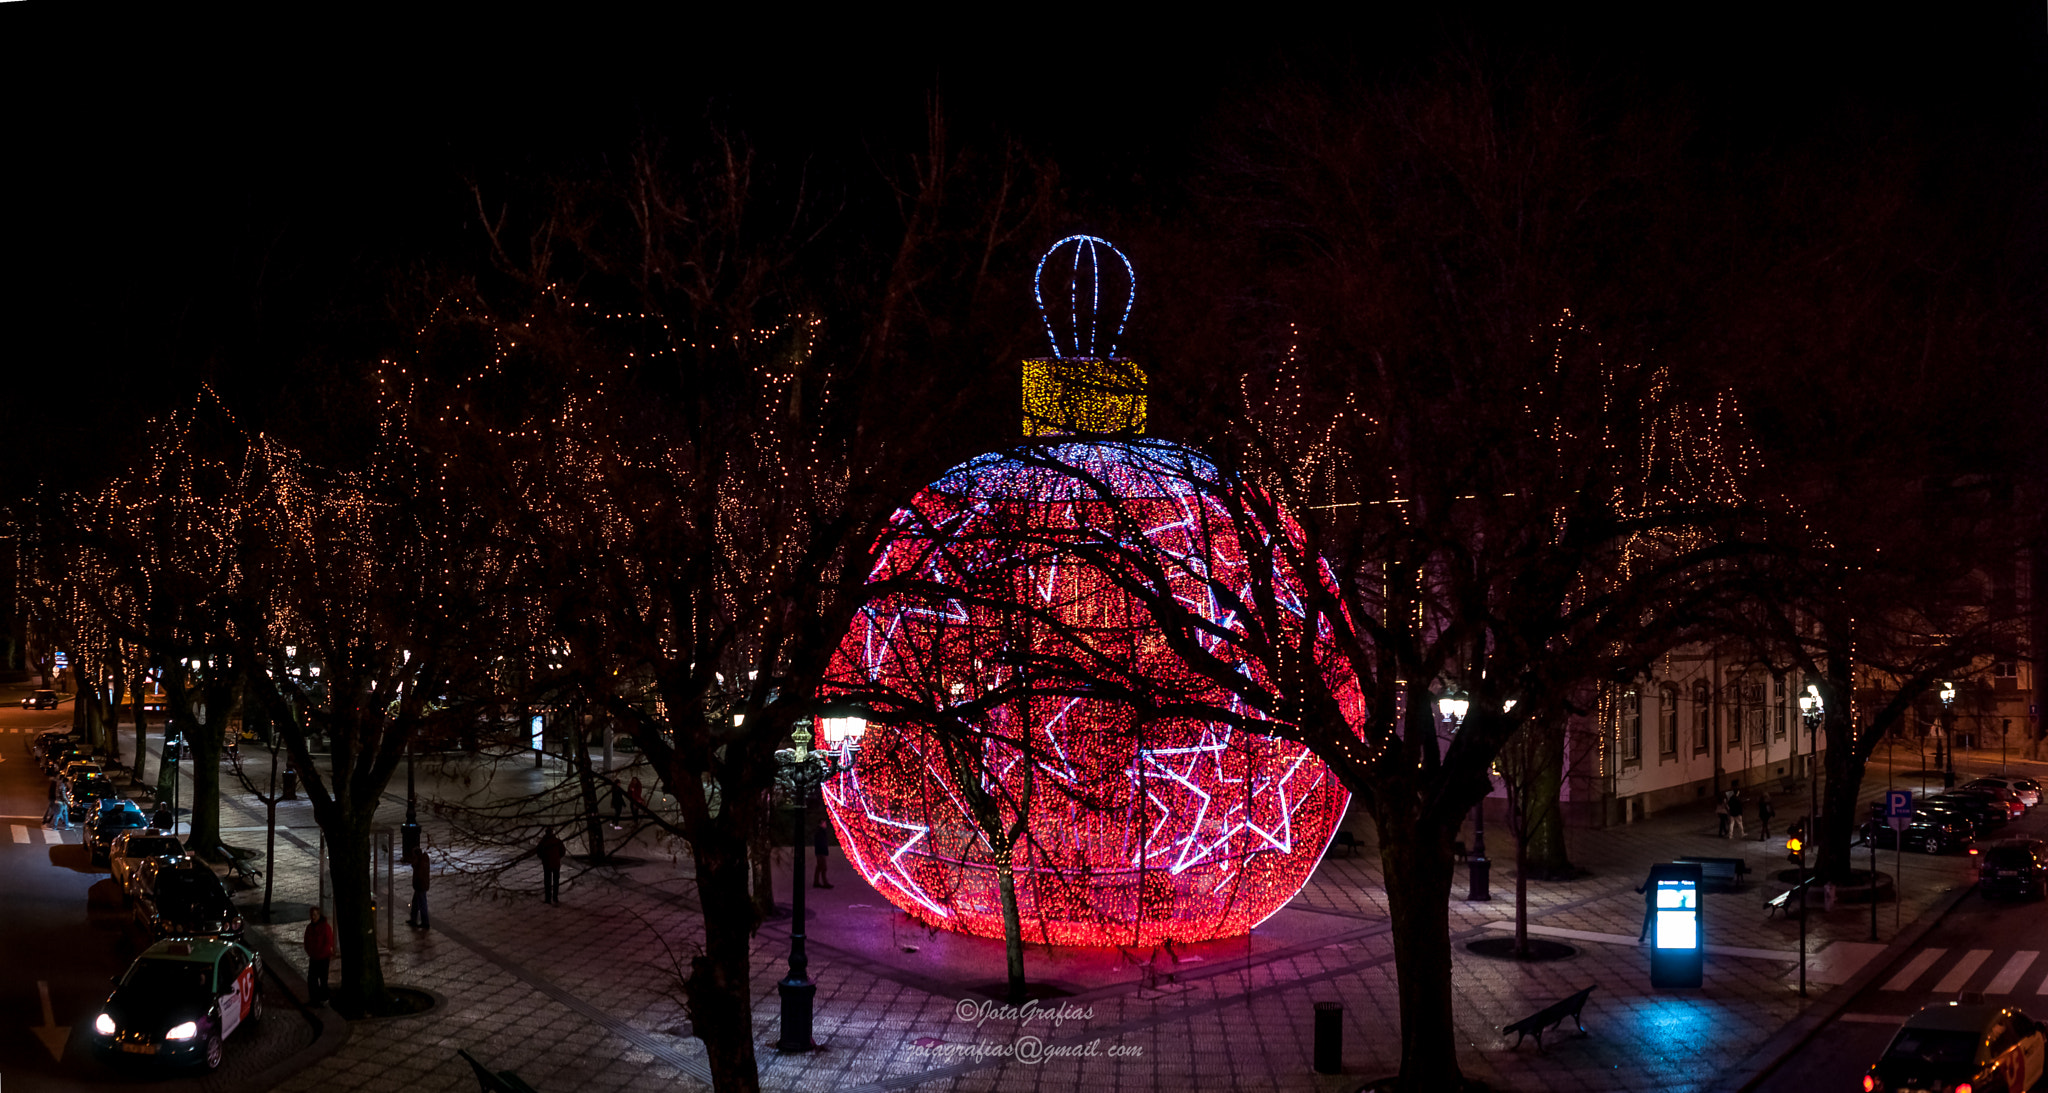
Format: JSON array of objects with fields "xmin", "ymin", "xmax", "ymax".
[{"xmin": 1035, "ymin": 235, "xmax": 1136, "ymax": 359}]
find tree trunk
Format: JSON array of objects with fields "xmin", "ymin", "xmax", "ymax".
[
  {"xmin": 1374, "ymin": 802, "xmax": 1465, "ymax": 1090},
  {"xmin": 184, "ymin": 691, "xmax": 226, "ymax": 859},
  {"xmin": 997, "ymin": 848, "xmax": 1026, "ymax": 1003},
  {"xmin": 1523, "ymin": 722, "xmax": 1571, "ymax": 877},
  {"xmin": 751, "ymin": 797, "xmax": 777, "ymax": 919},
  {"xmin": 686, "ymin": 824, "xmax": 763, "ymax": 1093},
  {"xmin": 1514, "ymin": 825, "xmax": 1530, "ymax": 956},
  {"xmin": 570, "ymin": 722, "xmax": 606, "ymax": 859},
  {"xmin": 130, "ymin": 677, "xmax": 149, "ymax": 786},
  {"xmin": 326, "ymin": 814, "xmax": 389, "ymax": 1015},
  {"xmin": 1816, "ymin": 655, "xmax": 1862, "ymax": 884}
]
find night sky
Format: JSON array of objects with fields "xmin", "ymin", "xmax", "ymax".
[{"xmin": 5, "ymin": 5, "xmax": 2045, "ymax": 487}]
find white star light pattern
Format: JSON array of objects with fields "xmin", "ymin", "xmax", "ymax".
[{"xmin": 822, "ymin": 439, "xmax": 1359, "ymax": 947}]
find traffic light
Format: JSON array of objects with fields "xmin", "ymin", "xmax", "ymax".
[{"xmin": 1785, "ymin": 824, "xmax": 1804, "ymax": 865}]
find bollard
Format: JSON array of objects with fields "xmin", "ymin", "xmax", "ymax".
[{"xmin": 1313, "ymin": 1001, "xmax": 1343, "ymax": 1074}]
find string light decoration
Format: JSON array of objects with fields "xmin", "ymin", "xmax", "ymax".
[
  {"xmin": 823, "ymin": 238, "xmax": 1356, "ymax": 947},
  {"xmin": 1022, "ymin": 236, "xmax": 1145, "ymax": 437}
]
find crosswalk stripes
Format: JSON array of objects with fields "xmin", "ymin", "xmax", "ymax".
[
  {"xmin": 1988, "ymin": 952, "xmax": 2039, "ymax": 994},
  {"xmin": 1883, "ymin": 949, "xmax": 1946, "ymax": 990},
  {"xmin": 11, "ymin": 825, "xmax": 29, "ymax": 843},
  {"xmin": 1935, "ymin": 950, "xmax": 1995, "ymax": 993}
]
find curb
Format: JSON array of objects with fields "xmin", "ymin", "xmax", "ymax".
[
  {"xmin": 228, "ymin": 918, "xmax": 353, "ymax": 1093},
  {"xmin": 1717, "ymin": 881, "xmax": 1974, "ymax": 1092}
]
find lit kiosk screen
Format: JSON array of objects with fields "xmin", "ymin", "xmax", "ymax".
[
  {"xmin": 1655, "ymin": 881, "xmax": 1698, "ymax": 948},
  {"xmin": 1648, "ymin": 862, "xmax": 1704, "ymax": 988}
]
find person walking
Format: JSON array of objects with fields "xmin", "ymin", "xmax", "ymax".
[
  {"xmin": 405, "ymin": 848, "xmax": 432, "ymax": 929},
  {"xmin": 1757, "ymin": 795, "xmax": 1776, "ymax": 840},
  {"xmin": 1728, "ymin": 790, "xmax": 1747, "ymax": 839},
  {"xmin": 608, "ymin": 782, "xmax": 626, "ymax": 827},
  {"xmin": 538, "ymin": 829, "xmax": 566, "ymax": 905},
  {"xmin": 1635, "ymin": 877, "xmax": 1657, "ymax": 943},
  {"xmin": 1715, "ymin": 793, "xmax": 1730, "ymax": 838},
  {"xmin": 303, "ymin": 906, "xmax": 335, "ymax": 1002},
  {"xmin": 42, "ymin": 779, "xmax": 60, "ymax": 827},
  {"xmin": 813, "ymin": 821, "xmax": 833, "ymax": 888}
]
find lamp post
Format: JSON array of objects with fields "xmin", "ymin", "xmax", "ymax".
[
  {"xmin": 775, "ymin": 722, "xmax": 843, "ymax": 1053},
  {"xmin": 1797, "ymin": 684, "xmax": 1824, "ymax": 997},
  {"xmin": 1439, "ymin": 692, "xmax": 1487, "ymax": 901},
  {"xmin": 1939, "ymin": 681, "xmax": 1957, "ymax": 789}
]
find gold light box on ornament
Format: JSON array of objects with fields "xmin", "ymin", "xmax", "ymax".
[{"xmin": 1021, "ymin": 357, "xmax": 1146, "ymax": 437}]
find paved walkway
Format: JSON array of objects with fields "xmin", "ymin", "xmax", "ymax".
[{"xmin": 173, "ymin": 741, "xmax": 2019, "ymax": 1093}]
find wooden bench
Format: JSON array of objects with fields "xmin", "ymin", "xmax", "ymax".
[
  {"xmin": 1503, "ymin": 985, "xmax": 1595, "ymax": 1049},
  {"xmin": 1673, "ymin": 856, "xmax": 1750, "ymax": 887},
  {"xmin": 458, "ymin": 1049, "xmax": 540, "ymax": 1093},
  {"xmin": 223, "ymin": 855, "xmax": 263, "ymax": 889},
  {"xmin": 1331, "ymin": 830, "xmax": 1363, "ymax": 857},
  {"xmin": 1765, "ymin": 878, "xmax": 1818, "ymax": 919}
]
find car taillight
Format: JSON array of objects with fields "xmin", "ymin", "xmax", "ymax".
[
  {"xmin": 1955, "ymin": 1083, "xmax": 1972, "ymax": 1093},
  {"xmin": 1862, "ymin": 1075, "xmax": 1879, "ymax": 1092}
]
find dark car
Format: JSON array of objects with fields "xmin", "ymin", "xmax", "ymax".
[
  {"xmin": 30, "ymin": 728, "xmax": 76, "ymax": 758},
  {"xmin": 1861, "ymin": 814, "xmax": 1975, "ymax": 855},
  {"xmin": 110, "ymin": 832, "xmax": 187, "ymax": 895},
  {"xmin": 43, "ymin": 743, "xmax": 89, "ymax": 777},
  {"xmin": 23, "ymin": 688, "xmax": 60, "ymax": 710},
  {"xmin": 1969, "ymin": 776, "xmax": 2042, "ymax": 809},
  {"xmin": 1925, "ymin": 795, "xmax": 2009, "ymax": 836},
  {"xmin": 1865, "ymin": 1001, "xmax": 2046, "ymax": 1093},
  {"xmin": 132, "ymin": 860, "xmax": 243, "ymax": 943},
  {"xmin": 1954, "ymin": 785, "xmax": 2029, "ymax": 821},
  {"xmin": 1980, "ymin": 839, "xmax": 2048, "ymax": 901},
  {"xmin": 92, "ymin": 938, "xmax": 262, "ymax": 1070},
  {"xmin": 64, "ymin": 774, "xmax": 119, "ymax": 820},
  {"xmin": 88, "ymin": 805, "xmax": 151, "ymax": 865}
]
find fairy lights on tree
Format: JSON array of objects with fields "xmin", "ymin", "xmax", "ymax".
[{"xmin": 825, "ymin": 237, "xmax": 1355, "ymax": 950}]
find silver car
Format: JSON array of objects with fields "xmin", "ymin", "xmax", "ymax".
[{"xmin": 112, "ymin": 833, "xmax": 189, "ymax": 896}]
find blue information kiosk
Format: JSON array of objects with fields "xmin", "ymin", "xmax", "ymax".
[{"xmin": 1649, "ymin": 862, "xmax": 1704, "ymax": 988}]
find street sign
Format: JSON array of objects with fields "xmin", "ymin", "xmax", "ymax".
[{"xmin": 1886, "ymin": 789, "xmax": 1913, "ymax": 833}]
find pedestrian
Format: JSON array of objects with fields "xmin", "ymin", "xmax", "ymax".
[
  {"xmin": 1715, "ymin": 793, "xmax": 1730, "ymax": 838},
  {"xmin": 405, "ymin": 847, "xmax": 431, "ymax": 929},
  {"xmin": 1757, "ymin": 796, "xmax": 1775, "ymax": 840},
  {"xmin": 1634, "ymin": 877, "xmax": 1656, "ymax": 943},
  {"xmin": 627, "ymin": 775, "xmax": 646, "ymax": 815},
  {"xmin": 1729, "ymin": 790, "xmax": 1747, "ymax": 839},
  {"xmin": 538, "ymin": 828, "xmax": 566, "ymax": 905},
  {"xmin": 42, "ymin": 779, "xmax": 60, "ymax": 826},
  {"xmin": 303, "ymin": 906, "xmax": 335, "ymax": 1003},
  {"xmin": 813, "ymin": 821, "xmax": 833, "ymax": 888},
  {"xmin": 608, "ymin": 781, "xmax": 626, "ymax": 825},
  {"xmin": 150, "ymin": 801, "xmax": 173, "ymax": 833}
]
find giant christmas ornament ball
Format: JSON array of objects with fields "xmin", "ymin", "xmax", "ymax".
[{"xmin": 822, "ymin": 437, "xmax": 1358, "ymax": 946}]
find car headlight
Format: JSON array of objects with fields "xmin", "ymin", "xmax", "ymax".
[
  {"xmin": 95, "ymin": 1012, "xmax": 116, "ymax": 1035},
  {"xmin": 165, "ymin": 1020, "xmax": 198, "ymax": 1041}
]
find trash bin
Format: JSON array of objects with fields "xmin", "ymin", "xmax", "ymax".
[{"xmin": 1313, "ymin": 1001, "xmax": 1343, "ymax": 1074}]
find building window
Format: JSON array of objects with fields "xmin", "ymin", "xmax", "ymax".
[
  {"xmin": 1692, "ymin": 680, "xmax": 1711, "ymax": 753},
  {"xmin": 1993, "ymin": 661, "xmax": 2018, "ymax": 678},
  {"xmin": 1622, "ymin": 687, "xmax": 1642, "ymax": 762},
  {"xmin": 1659, "ymin": 684, "xmax": 1680, "ymax": 757},
  {"xmin": 1773, "ymin": 674, "xmax": 1788, "ymax": 739},
  {"xmin": 1739, "ymin": 672, "xmax": 1767, "ymax": 748}
]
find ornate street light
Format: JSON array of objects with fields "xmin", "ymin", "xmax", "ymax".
[
  {"xmin": 1439, "ymin": 691, "xmax": 1487, "ymax": 901},
  {"xmin": 1939, "ymin": 680, "xmax": 1958, "ymax": 789},
  {"xmin": 774, "ymin": 721, "xmax": 844, "ymax": 1052},
  {"xmin": 1796, "ymin": 683, "xmax": 1824, "ymax": 997}
]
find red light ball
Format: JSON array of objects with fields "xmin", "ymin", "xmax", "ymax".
[{"xmin": 823, "ymin": 439, "xmax": 1358, "ymax": 947}]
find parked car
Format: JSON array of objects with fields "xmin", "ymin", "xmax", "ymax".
[
  {"xmin": 63, "ymin": 774, "xmax": 119, "ymax": 821},
  {"xmin": 1968, "ymin": 776, "xmax": 2042, "ymax": 809},
  {"xmin": 60, "ymin": 760, "xmax": 105, "ymax": 794},
  {"xmin": 91, "ymin": 937, "xmax": 262, "ymax": 1070},
  {"xmin": 23, "ymin": 688, "xmax": 60, "ymax": 709},
  {"xmin": 1861, "ymin": 814, "xmax": 1976, "ymax": 855},
  {"xmin": 1864, "ymin": 1001, "xmax": 2046, "ymax": 1093},
  {"xmin": 1925, "ymin": 795, "xmax": 2010, "ymax": 836},
  {"xmin": 131, "ymin": 860, "xmax": 242, "ymax": 943},
  {"xmin": 1954, "ymin": 785, "xmax": 2029, "ymax": 820},
  {"xmin": 43, "ymin": 744, "xmax": 90, "ymax": 777},
  {"xmin": 1979, "ymin": 839, "xmax": 2048, "ymax": 901},
  {"xmin": 88, "ymin": 804, "xmax": 151, "ymax": 865},
  {"xmin": 110, "ymin": 832, "xmax": 187, "ymax": 895},
  {"xmin": 30, "ymin": 728, "xmax": 76, "ymax": 758}
]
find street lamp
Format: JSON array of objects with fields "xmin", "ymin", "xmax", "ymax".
[
  {"xmin": 1439, "ymin": 691, "xmax": 1487, "ymax": 901},
  {"xmin": 1797, "ymin": 683, "xmax": 1823, "ymax": 997},
  {"xmin": 1939, "ymin": 681, "xmax": 1957, "ymax": 789},
  {"xmin": 774, "ymin": 722, "xmax": 844, "ymax": 1053}
]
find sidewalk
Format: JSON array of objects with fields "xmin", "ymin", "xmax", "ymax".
[{"xmin": 190, "ymin": 743, "xmax": 2008, "ymax": 1093}]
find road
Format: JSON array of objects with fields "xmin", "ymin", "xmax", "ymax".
[
  {"xmin": 0, "ymin": 685, "xmax": 313, "ymax": 1092},
  {"xmin": 1755, "ymin": 795, "xmax": 2048, "ymax": 1092}
]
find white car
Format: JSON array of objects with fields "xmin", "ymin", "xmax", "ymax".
[
  {"xmin": 110, "ymin": 832, "xmax": 188, "ymax": 895},
  {"xmin": 1969, "ymin": 776, "xmax": 2042, "ymax": 809}
]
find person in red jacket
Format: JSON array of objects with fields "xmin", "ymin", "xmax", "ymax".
[{"xmin": 303, "ymin": 906, "xmax": 335, "ymax": 1002}]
